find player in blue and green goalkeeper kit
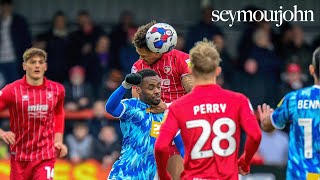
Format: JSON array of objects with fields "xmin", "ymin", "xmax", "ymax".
[
  {"xmin": 105, "ymin": 69, "xmax": 184, "ymax": 180},
  {"xmin": 258, "ymin": 47, "xmax": 320, "ymax": 180}
]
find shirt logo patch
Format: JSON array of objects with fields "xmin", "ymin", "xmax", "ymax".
[
  {"xmin": 131, "ymin": 66, "xmax": 138, "ymax": 73},
  {"xmin": 22, "ymin": 95, "xmax": 29, "ymax": 101},
  {"xmin": 47, "ymin": 92, "xmax": 53, "ymax": 101},
  {"xmin": 0, "ymin": 91, "xmax": 2, "ymax": 96},
  {"xmin": 161, "ymin": 79, "xmax": 170, "ymax": 89},
  {"xmin": 150, "ymin": 120, "xmax": 162, "ymax": 138},
  {"xmin": 185, "ymin": 59, "xmax": 192, "ymax": 68},
  {"xmin": 164, "ymin": 66, "xmax": 172, "ymax": 75}
]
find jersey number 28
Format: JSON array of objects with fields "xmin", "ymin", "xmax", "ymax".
[{"xmin": 186, "ymin": 118, "xmax": 236, "ymax": 160}]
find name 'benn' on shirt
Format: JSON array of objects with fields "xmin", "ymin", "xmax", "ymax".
[
  {"xmin": 297, "ymin": 100, "xmax": 320, "ymax": 109},
  {"xmin": 193, "ymin": 103, "xmax": 227, "ymax": 115}
]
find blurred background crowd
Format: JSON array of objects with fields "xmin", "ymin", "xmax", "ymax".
[{"xmin": 0, "ymin": 0, "xmax": 319, "ymax": 175}]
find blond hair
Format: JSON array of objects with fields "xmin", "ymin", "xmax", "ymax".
[
  {"xmin": 23, "ymin": 48, "xmax": 47, "ymax": 62},
  {"xmin": 189, "ymin": 39, "xmax": 221, "ymax": 76}
]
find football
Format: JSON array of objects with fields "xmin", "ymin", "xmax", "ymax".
[{"xmin": 146, "ymin": 23, "xmax": 177, "ymax": 54}]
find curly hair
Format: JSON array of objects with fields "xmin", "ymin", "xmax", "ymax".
[{"xmin": 132, "ymin": 21, "xmax": 156, "ymax": 49}]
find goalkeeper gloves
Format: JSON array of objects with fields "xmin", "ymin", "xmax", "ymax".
[{"xmin": 122, "ymin": 73, "xmax": 142, "ymax": 89}]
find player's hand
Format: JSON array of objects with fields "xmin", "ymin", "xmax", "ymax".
[
  {"xmin": 122, "ymin": 73, "xmax": 142, "ymax": 89},
  {"xmin": 149, "ymin": 100, "xmax": 167, "ymax": 114},
  {"xmin": 257, "ymin": 103, "xmax": 272, "ymax": 122},
  {"xmin": 54, "ymin": 142, "xmax": 68, "ymax": 158},
  {"xmin": 238, "ymin": 155, "xmax": 250, "ymax": 176},
  {"xmin": 0, "ymin": 131, "xmax": 15, "ymax": 145}
]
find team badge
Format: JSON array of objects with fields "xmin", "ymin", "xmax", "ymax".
[
  {"xmin": 0, "ymin": 91, "xmax": 2, "ymax": 96},
  {"xmin": 164, "ymin": 66, "xmax": 172, "ymax": 74},
  {"xmin": 47, "ymin": 92, "xmax": 52, "ymax": 101}
]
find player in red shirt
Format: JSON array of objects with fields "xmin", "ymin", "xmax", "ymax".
[
  {"xmin": 155, "ymin": 40, "xmax": 262, "ymax": 180},
  {"xmin": 0, "ymin": 48, "xmax": 68, "ymax": 180},
  {"xmin": 131, "ymin": 21, "xmax": 194, "ymax": 179}
]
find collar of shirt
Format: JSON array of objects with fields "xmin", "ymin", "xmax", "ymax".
[
  {"xmin": 193, "ymin": 84, "xmax": 221, "ymax": 92},
  {"xmin": 21, "ymin": 75, "xmax": 49, "ymax": 89}
]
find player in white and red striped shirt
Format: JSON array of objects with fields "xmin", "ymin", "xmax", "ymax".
[
  {"xmin": 0, "ymin": 48, "xmax": 68, "ymax": 180},
  {"xmin": 131, "ymin": 21, "xmax": 194, "ymax": 180}
]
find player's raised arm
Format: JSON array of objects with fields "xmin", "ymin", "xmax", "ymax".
[{"xmin": 106, "ymin": 73, "xmax": 141, "ymax": 117}]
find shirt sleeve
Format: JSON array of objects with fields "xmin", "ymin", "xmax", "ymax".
[
  {"xmin": 54, "ymin": 84, "xmax": 65, "ymax": 133},
  {"xmin": 175, "ymin": 52, "xmax": 191, "ymax": 77},
  {"xmin": 0, "ymin": 85, "xmax": 9, "ymax": 111},
  {"xmin": 173, "ymin": 131, "xmax": 184, "ymax": 157},
  {"xmin": 155, "ymin": 107, "xmax": 179, "ymax": 179},
  {"xmin": 105, "ymin": 85, "xmax": 127, "ymax": 118},
  {"xmin": 271, "ymin": 94, "xmax": 291, "ymax": 129},
  {"xmin": 131, "ymin": 61, "xmax": 141, "ymax": 73},
  {"xmin": 238, "ymin": 95, "xmax": 262, "ymax": 164}
]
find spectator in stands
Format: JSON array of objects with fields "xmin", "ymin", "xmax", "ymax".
[
  {"xmin": 88, "ymin": 100, "xmax": 120, "ymax": 139},
  {"xmin": 83, "ymin": 35, "xmax": 111, "ymax": 93},
  {"xmin": 258, "ymin": 130, "xmax": 289, "ymax": 166},
  {"xmin": 236, "ymin": 6, "xmax": 276, "ymax": 64},
  {"xmin": 119, "ymin": 27, "xmax": 139, "ymax": 75},
  {"xmin": 97, "ymin": 69, "xmax": 125, "ymax": 100},
  {"xmin": 40, "ymin": 11, "xmax": 70, "ymax": 83},
  {"xmin": 64, "ymin": 65, "xmax": 94, "ymax": 111},
  {"xmin": 95, "ymin": 126, "xmax": 121, "ymax": 168},
  {"xmin": 109, "ymin": 10, "xmax": 137, "ymax": 69},
  {"xmin": 185, "ymin": 5, "xmax": 223, "ymax": 51},
  {"xmin": 68, "ymin": 10, "xmax": 105, "ymax": 69},
  {"xmin": 0, "ymin": 0, "xmax": 31, "ymax": 84},
  {"xmin": 175, "ymin": 33, "xmax": 186, "ymax": 53},
  {"xmin": 282, "ymin": 25, "xmax": 312, "ymax": 76},
  {"xmin": 232, "ymin": 58, "xmax": 271, "ymax": 108},
  {"xmin": 212, "ymin": 34, "xmax": 234, "ymax": 85},
  {"xmin": 66, "ymin": 122, "xmax": 96, "ymax": 164}
]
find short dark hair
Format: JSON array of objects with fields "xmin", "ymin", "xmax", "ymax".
[
  {"xmin": 132, "ymin": 21, "xmax": 156, "ymax": 49},
  {"xmin": 137, "ymin": 69, "xmax": 158, "ymax": 80},
  {"xmin": 313, "ymin": 47, "xmax": 320, "ymax": 79}
]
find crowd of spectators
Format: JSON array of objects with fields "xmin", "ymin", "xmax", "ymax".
[{"xmin": 0, "ymin": 0, "xmax": 320, "ymax": 169}]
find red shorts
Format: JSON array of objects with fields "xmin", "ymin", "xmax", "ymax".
[{"xmin": 10, "ymin": 158, "xmax": 56, "ymax": 180}]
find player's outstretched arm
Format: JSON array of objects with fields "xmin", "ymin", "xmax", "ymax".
[{"xmin": 106, "ymin": 73, "xmax": 141, "ymax": 117}]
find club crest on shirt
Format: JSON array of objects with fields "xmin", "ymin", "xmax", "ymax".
[
  {"xmin": 22, "ymin": 95, "xmax": 29, "ymax": 101},
  {"xmin": 164, "ymin": 66, "xmax": 172, "ymax": 75},
  {"xmin": 0, "ymin": 91, "xmax": 2, "ymax": 96},
  {"xmin": 47, "ymin": 92, "xmax": 53, "ymax": 101}
]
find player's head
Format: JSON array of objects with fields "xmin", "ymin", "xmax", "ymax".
[
  {"xmin": 132, "ymin": 21, "xmax": 162, "ymax": 65},
  {"xmin": 189, "ymin": 39, "xmax": 221, "ymax": 80},
  {"xmin": 310, "ymin": 47, "xmax": 320, "ymax": 83},
  {"xmin": 22, "ymin": 48, "xmax": 47, "ymax": 81},
  {"xmin": 136, "ymin": 69, "xmax": 161, "ymax": 106}
]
